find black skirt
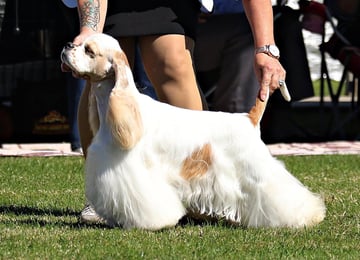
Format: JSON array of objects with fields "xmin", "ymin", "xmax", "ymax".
[{"xmin": 104, "ymin": 0, "xmax": 200, "ymax": 39}]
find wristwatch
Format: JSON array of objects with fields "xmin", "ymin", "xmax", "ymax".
[{"xmin": 255, "ymin": 45, "xmax": 280, "ymax": 59}]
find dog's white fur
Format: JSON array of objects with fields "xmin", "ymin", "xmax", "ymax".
[{"xmin": 61, "ymin": 33, "xmax": 326, "ymax": 230}]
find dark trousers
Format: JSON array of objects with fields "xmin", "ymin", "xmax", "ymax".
[
  {"xmin": 194, "ymin": 13, "xmax": 258, "ymax": 113},
  {"xmin": 66, "ymin": 74, "xmax": 85, "ymax": 151}
]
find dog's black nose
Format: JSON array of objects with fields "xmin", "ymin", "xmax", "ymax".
[{"xmin": 65, "ymin": 42, "xmax": 75, "ymax": 49}]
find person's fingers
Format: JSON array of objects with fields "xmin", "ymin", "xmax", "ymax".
[
  {"xmin": 73, "ymin": 30, "xmax": 96, "ymax": 45},
  {"xmin": 270, "ymin": 72, "xmax": 280, "ymax": 94},
  {"xmin": 259, "ymin": 67, "xmax": 271, "ymax": 101},
  {"xmin": 258, "ymin": 66, "xmax": 289, "ymax": 102},
  {"xmin": 73, "ymin": 35, "xmax": 84, "ymax": 46}
]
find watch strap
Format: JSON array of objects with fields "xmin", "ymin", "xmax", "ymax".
[{"xmin": 255, "ymin": 45, "xmax": 280, "ymax": 59}]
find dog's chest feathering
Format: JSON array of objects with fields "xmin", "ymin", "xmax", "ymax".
[{"xmin": 93, "ymin": 81, "xmax": 113, "ymax": 115}]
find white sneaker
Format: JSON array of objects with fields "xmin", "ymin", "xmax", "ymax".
[{"xmin": 80, "ymin": 204, "xmax": 105, "ymax": 224}]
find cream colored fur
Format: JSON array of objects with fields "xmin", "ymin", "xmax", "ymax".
[{"xmin": 61, "ymin": 33, "xmax": 326, "ymax": 230}]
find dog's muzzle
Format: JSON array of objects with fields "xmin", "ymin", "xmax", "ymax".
[
  {"xmin": 60, "ymin": 50, "xmax": 69, "ymax": 65},
  {"xmin": 61, "ymin": 42, "xmax": 76, "ymax": 65}
]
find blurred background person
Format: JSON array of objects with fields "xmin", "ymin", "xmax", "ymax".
[{"xmin": 195, "ymin": 0, "xmax": 258, "ymax": 113}]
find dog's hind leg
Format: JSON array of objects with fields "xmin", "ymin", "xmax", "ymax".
[{"xmin": 242, "ymin": 155, "xmax": 326, "ymax": 228}]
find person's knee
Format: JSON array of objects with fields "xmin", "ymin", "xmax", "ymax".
[{"xmin": 161, "ymin": 49, "xmax": 193, "ymax": 80}]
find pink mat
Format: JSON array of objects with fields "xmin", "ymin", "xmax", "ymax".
[
  {"xmin": 1, "ymin": 141, "xmax": 360, "ymax": 157},
  {"xmin": 267, "ymin": 141, "xmax": 360, "ymax": 156},
  {"xmin": 0, "ymin": 143, "xmax": 81, "ymax": 157}
]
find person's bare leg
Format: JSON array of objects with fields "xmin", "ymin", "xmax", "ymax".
[
  {"xmin": 139, "ymin": 35, "xmax": 203, "ymax": 110},
  {"xmin": 117, "ymin": 37, "xmax": 136, "ymax": 69},
  {"xmin": 77, "ymin": 81, "xmax": 92, "ymax": 158}
]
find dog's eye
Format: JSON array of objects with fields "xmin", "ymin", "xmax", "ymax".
[{"xmin": 85, "ymin": 45, "xmax": 96, "ymax": 58}]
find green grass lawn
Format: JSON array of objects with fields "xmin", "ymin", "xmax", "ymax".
[
  {"xmin": 312, "ymin": 79, "xmax": 346, "ymax": 97},
  {"xmin": 1, "ymin": 155, "xmax": 359, "ymax": 259}
]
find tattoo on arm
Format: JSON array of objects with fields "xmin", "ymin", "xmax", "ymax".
[{"xmin": 79, "ymin": 0, "xmax": 100, "ymax": 31}]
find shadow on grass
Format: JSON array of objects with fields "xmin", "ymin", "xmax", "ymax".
[
  {"xmin": 1, "ymin": 205, "xmax": 244, "ymax": 230},
  {"xmin": 0, "ymin": 205, "xmax": 109, "ymax": 229},
  {"xmin": 177, "ymin": 215, "xmax": 244, "ymax": 229},
  {"xmin": 0, "ymin": 205, "xmax": 78, "ymax": 216}
]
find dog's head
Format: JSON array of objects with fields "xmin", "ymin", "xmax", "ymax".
[
  {"xmin": 61, "ymin": 33, "xmax": 128, "ymax": 82},
  {"xmin": 62, "ymin": 33, "xmax": 143, "ymax": 150}
]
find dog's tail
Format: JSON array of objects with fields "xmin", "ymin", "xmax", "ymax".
[
  {"xmin": 248, "ymin": 96, "xmax": 268, "ymax": 127},
  {"xmin": 248, "ymin": 84, "xmax": 291, "ymax": 127}
]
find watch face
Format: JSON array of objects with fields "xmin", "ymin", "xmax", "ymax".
[{"xmin": 269, "ymin": 45, "xmax": 280, "ymax": 57}]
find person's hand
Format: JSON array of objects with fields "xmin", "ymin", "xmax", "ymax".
[
  {"xmin": 72, "ymin": 28, "xmax": 97, "ymax": 46},
  {"xmin": 254, "ymin": 53, "xmax": 287, "ymax": 102}
]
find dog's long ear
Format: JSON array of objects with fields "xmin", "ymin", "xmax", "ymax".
[
  {"xmin": 107, "ymin": 50, "xmax": 143, "ymax": 149},
  {"xmin": 112, "ymin": 50, "xmax": 131, "ymax": 90}
]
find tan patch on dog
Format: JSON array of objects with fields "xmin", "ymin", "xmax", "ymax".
[
  {"xmin": 181, "ymin": 143, "xmax": 212, "ymax": 180},
  {"xmin": 113, "ymin": 51, "xmax": 130, "ymax": 89},
  {"xmin": 86, "ymin": 40, "xmax": 100, "ymax": 53},
  {"xmin": 85, "ymin": 41, "xmax": 111, "ymax": 80},
  {"xmin": 107, "ymin": 88, "xmax": 143, "ymax": 149},
  {"xmin": 248, "ymin": 98, "xmax": 267, "ymax": 126},
  {"xmin": 106, "ymin": 47, "xmax": 143, "ymax": 149}
]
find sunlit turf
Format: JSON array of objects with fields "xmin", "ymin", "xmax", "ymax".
[{"xmin": 1, "ymin": 155, "xmax": 359, "ymax": 259}]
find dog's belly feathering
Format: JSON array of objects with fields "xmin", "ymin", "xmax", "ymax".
[{"xmin": 175, "ymin": 140, "xmax": 326, "ymax": 228}]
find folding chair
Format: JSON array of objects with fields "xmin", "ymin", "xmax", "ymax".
[
  {"xmin": 299, "ymin": 0, "xmax": 360, "ymax": 138},
  {"xmin": 299, "ymin": 0, "xmax": 359, "ymax": 104}
]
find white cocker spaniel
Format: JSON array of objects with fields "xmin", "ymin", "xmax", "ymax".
[{"xmin": 61, "ymin": 33, "xmax": 326, "ymax": 230}]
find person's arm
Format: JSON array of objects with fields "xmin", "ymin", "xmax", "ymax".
[
  {"xmin": 242, "ymin": 0, "xmax": 286, "ymax": 101},
  {"xmin": 61, "ymin": 0, "xmax": 107, "ymax": 73},
  {"xmin": 242, "ymin": 0, "xmax": 275, "ymax": 47},
  {"xmin": 73, "ymin": 0, "xmax": 108, "ymax": 45}
]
